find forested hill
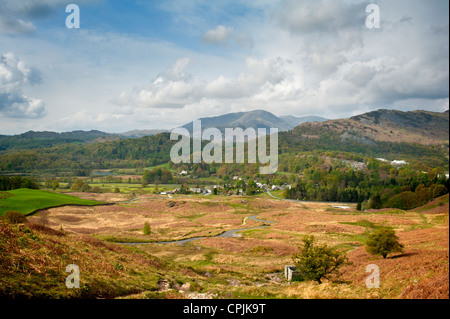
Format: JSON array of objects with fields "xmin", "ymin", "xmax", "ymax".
[
  {"xmin": 0, "ymin": 109, "xmax": 448, "ymax": 173},
  {"xmin": 0, "ymin": 130, "xmax": 119, "ymax": 151},
  {"xmin": 0, "ymin": 129, "xmax": 169, "ymax": 152},
  {"xmin": 0, "ymin": 133, "xmax": 175, "ymax": 172}
]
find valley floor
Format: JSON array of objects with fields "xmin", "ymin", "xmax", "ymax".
[{"xmin": 1, "ymin": 192, "xmax": 448, "ymax": 299}]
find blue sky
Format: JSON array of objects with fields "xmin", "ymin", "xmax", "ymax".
[{"xmin": 0, "ymin": 0, "xmax": 448, "ymax": 134}]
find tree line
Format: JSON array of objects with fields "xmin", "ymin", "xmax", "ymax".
[{"xmin": 0, "ymin": 176, "xmax": 39, "ymax": 191}]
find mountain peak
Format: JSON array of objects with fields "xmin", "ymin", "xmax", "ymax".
[{"xmin": 181, "ymin": 109, "xmax": 327, "ymax": 134}]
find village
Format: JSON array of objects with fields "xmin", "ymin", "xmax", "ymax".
[{"xmin": 159, "ymin": 171, "xmax": 292, "ymax": 197}]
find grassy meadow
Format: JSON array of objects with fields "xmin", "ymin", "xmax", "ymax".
[{"xmin": 0, "ymin": 188, "xmax": 104, "ymax": 216}]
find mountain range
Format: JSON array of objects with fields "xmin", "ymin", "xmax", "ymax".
[
  {"xmin": 180, "ymin": 110, "xmax": 327, "ymax": 134},
  {"xmin": 0, "ymin": 110, "xmax": 327, "ymax": 151},
  {"xmin": 0, "ymin": 108, "xmax": 448, "ymax": 173},
  {"xmin": 0, "ymin": 109, "xmax": 448, "ymax": 154}
]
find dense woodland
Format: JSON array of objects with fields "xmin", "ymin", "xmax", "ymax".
[{"xmin": 0, "ymin": 128, "xmax": 447, "ymax": 173}]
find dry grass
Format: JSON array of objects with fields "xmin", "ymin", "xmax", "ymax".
[{"xmin": 11, "ymin": 192, "xmax": 449, "ymax": 299}]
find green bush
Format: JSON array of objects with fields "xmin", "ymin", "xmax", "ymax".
[
  {"xmin": 143, "ymin": 222, "xmax": 151, "ymax": 235},
  {"xmin": 292, "ymin": 235, "xmax": 349, "ymax": 284},
  {"xmin": 365, "ymin": 228, "xmax": 404, "ymax": 259}
]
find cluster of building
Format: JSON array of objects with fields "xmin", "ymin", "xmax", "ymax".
[{"xmin": 159, "ymin": 174, "xmax": 292, "ymax": 196}]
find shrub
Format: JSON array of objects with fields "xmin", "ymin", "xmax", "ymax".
[
  {"xmin": 3, "ymin": 210, "xmax": 27, "ymax": 224},
  {"xmin": 292, "ymin": 235, "xmax": 349, "ymax": 284},
  {"xmin": 143, "ymin": 222, "xmax": 151, "ymax": 235},
  {"xmin": 365, "ymin": 228, "xmax": 404, "ymax": 259},
  {"xmin": 91, "ymin": 186, "xmax": 102, "ymax": 193}
]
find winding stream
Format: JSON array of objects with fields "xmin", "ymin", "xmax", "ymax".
[{"xmin": 121, "ymin": 214, "xmax": 275, "ymax": 246}]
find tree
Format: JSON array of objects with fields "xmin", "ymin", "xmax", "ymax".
[
  {"xmin": 432, "ymin": 184, "xmax": 448, "ymax": 198},
  {"xmin": 45, "ymin": 178, "xmax": 53, "ymax": 188},
  {"xmin": 143, "ymin": 222, "xmax": 151, "ymax": 235},
  {"xmin": 365, "ymin": 228, "xmax": 404, "ymax": 259},
  {"xmin": 52, "ymin": 180, "xmax": 60, "ymax": 190},
  {"xmin": 356, "ymin": 201, "xmax": 362, "ymax": 211},
  {"xmin": 70, "ymin": 179, "xmax": 85, "ymax": 192},
  {"xmin": 292, "ymin": 235, "xmax": 349, "ymax": 284},
  {"xmin": 368, "ymin": 194, "xmax": 382, "ymax": 209}
]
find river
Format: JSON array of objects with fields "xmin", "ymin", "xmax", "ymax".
[{"xmin": 121, "ymin": 214, "xmax": 275, "ymax": 246}]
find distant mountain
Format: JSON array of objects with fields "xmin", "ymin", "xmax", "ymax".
[
  {"xmin": 292, "ymin": 109, "xmax": 449, "ymax": 146},
  {"xmin": 180, "ymin": 110, "xmax": 326, "ymax": 135},
  {"xmin": 279, "ymin": 115, "xmax": 328, "ymax": 128},
  {"xmin": 1, "ymin": 109, "xmax": 448, "ymax": 173},
  {"xmin": 0, "ymin": 130, "xmax": 119, "ymax": 152},
  {"xmin": 0, "ymin": 128, "xmax": 172, "ymax": 152},
  {"xmin": 118, "ymin": 129, "xmax": 169, "ymax": 138}
]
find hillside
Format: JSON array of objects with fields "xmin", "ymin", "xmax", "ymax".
[
  {"xmin": 118, "ymin": 129, "xmax": 169, "ymax": 138},
  {"xmin": 0, "ymin": 219, "xmax": 168, "ymax": 298},
  {"xmin": 0, "ymin": 109, "xmax": 448, "ymax": 173},
  {"xmin": 0, "ymin": 130, "xmax": 119, "ymax": 152},
  {"xmin": 294, "ymin": 109, "xmax": 449, "ymax": 146},
  {"xmin": 0, "ymin": 129, "xmax": 170, "ymax": 152}
]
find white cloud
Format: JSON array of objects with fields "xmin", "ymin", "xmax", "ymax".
[
  {"xmin": 202, "ymin": 25, "xmax": 254, "ymax": 48},
  {"xmin": 202, "ymin": 25, "xmax": 234, "ymax": 44},
  {"xmin": 117, "ymin": 56, "xmax": 295, "ymax": 110},
  {"xmin": 0, "ymin": 53, "xmax": 46, "ymax": 118}
]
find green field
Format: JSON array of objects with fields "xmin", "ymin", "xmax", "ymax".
[{"xmin": 0, "ymin": 188, "xmax": 104, "ymax": 216}]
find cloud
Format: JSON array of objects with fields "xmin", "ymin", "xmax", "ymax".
[
  {"xmin": 1, "ymin": 0, "xmax": 448, "ymax": 133},
  {"xmin": 0, "ymin": 0, "xmax": 97, "ymax": 34},
  {"xmin": 204, "ymin": 57, "xmax": 292, "ymax": 98},
  {"xmin": 202, "ymin": 25, "xmax": 234, "ymax": 44},
  {"xmin": 202, "ymin": 25, "xmax": 253, "ymax": 48},
  {"xmin": 116, "ymin": 56, "xmax": 294, "ymax": 109},
  {"xmin": 0, "ymin": 0, "xmax": 60, "ymax": 34},
  {"xmin": 0, "ymin": 53, "xmax": 46, "ymax": 118},
  {"xmin": 344, "ymin": 63, "xmax": 377, "ymax": 87},
  {"xmin": 159, "ymin": 57, "xmax": 193, "ymax": 81},
  {"xmin": 275, "ymin": 0, "xmax": 368, "ymax": 35}
]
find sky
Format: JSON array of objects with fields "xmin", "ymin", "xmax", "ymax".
[{"xmin": 0, "ymin": 0, "xmax": 448, "ymax": 134}]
